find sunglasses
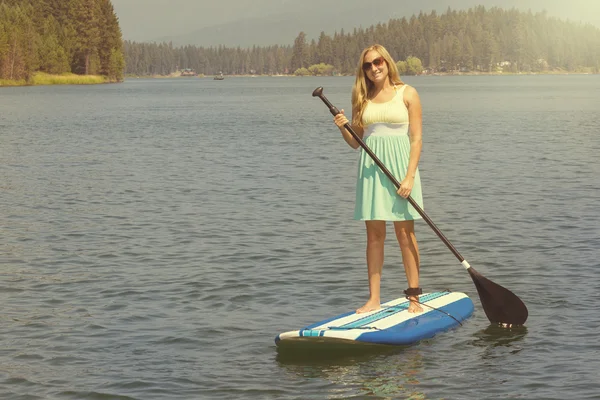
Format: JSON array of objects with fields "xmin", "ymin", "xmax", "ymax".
[{"xmin": 362, "ymin": 56, "xmax": 385, "ymax": 71}]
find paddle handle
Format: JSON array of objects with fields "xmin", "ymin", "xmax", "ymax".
[{"xmin": 313, "ymin": 88, "xmax": 468, "ymax": 267}]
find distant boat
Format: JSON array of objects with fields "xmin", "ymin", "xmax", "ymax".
[
  {"xmin": 180, "ymin": 68, "xmax": 197, "ymax": 77},
  {"xmin": 214, "ymin": 72, "xmax": 224, "ymax": 80}
]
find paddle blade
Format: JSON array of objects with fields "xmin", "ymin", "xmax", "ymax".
[{"xmin": 467, "ymin": 267, "xmax": 528, "ymax": 326}]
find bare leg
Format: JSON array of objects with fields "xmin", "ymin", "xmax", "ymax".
[
  {"xmin": 357, "ymin": 220, "xmax": 386, "ymax": 313},
  {"xmin": 393, "ymin": 220, "xmax": 422, "ymax": 313}
]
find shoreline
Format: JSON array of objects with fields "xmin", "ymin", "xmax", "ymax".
[
  {"xmin": 127, "ymin": 70, "xmax": 597, "ymax": 79},
  {"xmin": 2, "ymin": 71, "xmax": 596, "ymax": 86}
]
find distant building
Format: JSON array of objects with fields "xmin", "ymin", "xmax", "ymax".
[{"xmin": 180, "ymin": 68, "xmax": 197, "ymax": 76}]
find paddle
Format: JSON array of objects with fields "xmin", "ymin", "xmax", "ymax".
[{"xmin": 312, "ymin": 86, "xmax": 528, "ymax": 326}]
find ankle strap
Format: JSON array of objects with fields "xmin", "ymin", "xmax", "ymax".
[{"xmin": 404, "ymin": 288, "xmax": 422, "ymax": 297}]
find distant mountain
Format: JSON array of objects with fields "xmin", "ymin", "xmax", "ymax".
[{"xmin": 153, "ymin": 0, "xmax": 598, "ymax": 47}]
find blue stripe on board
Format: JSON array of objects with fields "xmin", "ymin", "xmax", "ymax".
[
  {"xmin": 354, "ymin": 297, "xmax": 474, "ymax": 345},
  {"xmin": 303, "ymin": 310, "xmax": 356, "ymax": 330},
  {"xmin": 299, "ymin": 329, "xmax": 324, "ymax": 337},
  {"xmin": 335, "ymin": 292, "xmax": 450, "ymax": 329}
]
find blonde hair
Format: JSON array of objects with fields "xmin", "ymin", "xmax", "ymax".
[{"xmin": 351, "ymin": 44, "xmax": 404, "ymax": 128}]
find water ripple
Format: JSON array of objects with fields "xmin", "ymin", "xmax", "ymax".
[{"xmin": 2, "ymin": 76, "xmax": 600, "ymax": 399}]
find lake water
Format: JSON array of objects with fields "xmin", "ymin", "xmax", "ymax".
[{"xmin": 1, "ymin": 75, "xmax": 600, "ymax": 399}]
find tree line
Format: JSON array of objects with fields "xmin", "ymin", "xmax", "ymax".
[
  {"xmin": 2, "ymin": 4, "xmax": 599, "ymax": 81},
  {"xmin": 124, "ymin": 6, "xmax": 600, "ymax": 76},
  {"xmin": 0, "ymin": 0, "xmax": 124, "ymax": 82}
]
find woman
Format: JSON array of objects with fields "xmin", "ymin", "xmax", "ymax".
[{"xmin": 333, "ymin": 44, "xmax": 424, "ymax": 314}]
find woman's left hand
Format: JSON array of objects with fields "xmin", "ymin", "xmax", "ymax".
[{"xmin": 397, "ymin": 177, "xmax": 414, "ymax": 198}]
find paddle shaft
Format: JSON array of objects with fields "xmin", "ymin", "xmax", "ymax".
[{"xmin": 316, "ymin": 93, "xmax": 467, "ymax": 266}]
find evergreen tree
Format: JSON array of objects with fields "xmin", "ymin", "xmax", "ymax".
[
  {"xmin": 291, "ymin": 31, "xmax": 309, "ymax": 70},
  {"xmin": 98, "ymin": 0, "xmax": 123, "ymax": 80},
  {"xmin": 37, "ymin": 14, "xmax": 69, "ymax": 74},
  {"xmin": 70, "ymin": 0, "xmax": 101, "ymax": 74},
  {"xmin": 316, "ymin": 31, "xmax": 333, "ymax": 65}
]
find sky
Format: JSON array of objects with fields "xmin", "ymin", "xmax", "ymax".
[
  {"xmin": 111, "ymin": 0, "xmax": 600, "ymax": 44},
  {"xmin": 111, "ymin": 0, "xmax": 301, "ymax": 40}
]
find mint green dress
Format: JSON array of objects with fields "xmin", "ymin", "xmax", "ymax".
[{"xmin": 354, "ymin": 84, "xmax": 423, "ymax": 221}]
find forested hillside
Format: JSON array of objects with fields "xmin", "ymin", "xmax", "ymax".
[
  {"xmin": 0, "ymin": 0, "xmax": 124, "ymax": 82},
  {"xmin": 125, "ymin": 6, "xmax": 600, "ymax": 76}
]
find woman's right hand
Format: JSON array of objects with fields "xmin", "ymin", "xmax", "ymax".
[{"xmin": 333, "ymin": 109, "xmax": 349, "ymax": 129}]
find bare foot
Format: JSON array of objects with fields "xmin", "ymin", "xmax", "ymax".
[
  {"xmin": 407, "ymin": 297, "xmax": 423, "ymax": 313},
  {"xmin": 356, "ymin": 300, "xmax": 381, "ymax": 314}
]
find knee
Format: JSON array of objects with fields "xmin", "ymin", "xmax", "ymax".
[
  {"xmin": 395, "ymin": 227, "xmax": 412, "ymax": 247},
  {"xmin": 366, "ymin": 229, "xmax": 386, "ymax": 246}
]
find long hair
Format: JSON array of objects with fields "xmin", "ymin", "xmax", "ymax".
[{"xmin": 351, "ymin": 44, "xmax": 404, "ymax": 128}]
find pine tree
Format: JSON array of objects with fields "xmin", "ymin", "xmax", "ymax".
[
  {"xmin": 70, "ymin": 0, "xmax": 101, "ymax": 74},
  {"xmin": 291, "ymin": 31, "xmax": 308, "ymax": 70},
  {"xmin": 98, "ymin": 0, "xmax": 123, "ymax": 80}
]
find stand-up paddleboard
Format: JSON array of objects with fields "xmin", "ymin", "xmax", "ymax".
[{"xmin": 276, "ymin": 291, "xmax": 474, "ymax": 347}]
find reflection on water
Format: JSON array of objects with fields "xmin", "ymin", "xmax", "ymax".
[
  {"xmin": 277, "ymin": 345, "xmax": 427, "ymax": 399},
  {"xmin": 470, "ymin": 324, "xmax": 528, "ymax": 358},
  {"xmin": 275, "ymin": 343, "xmax": 401, "ymax": 365}
]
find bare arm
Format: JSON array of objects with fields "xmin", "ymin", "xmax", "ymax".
[
  {"xmin": 397, "ymin": 85, "xmax": 423, "ymax": 198},
  {"xmin": 333, "ymin": 109, "xmax": 364, "ymax": 149}
]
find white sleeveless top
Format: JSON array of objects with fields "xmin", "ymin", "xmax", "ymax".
[{"xmin": 361, "ymin": 85, "xmax": 409, "ymax": 138}]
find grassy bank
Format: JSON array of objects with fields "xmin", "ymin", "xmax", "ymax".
[
  {"xmin": 0, "ymin": 78, "xmax": 26, "ymax": 86},
  {"xmin": 0, "ymin": 72, "xmax": 112, "ymax": 87}
]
